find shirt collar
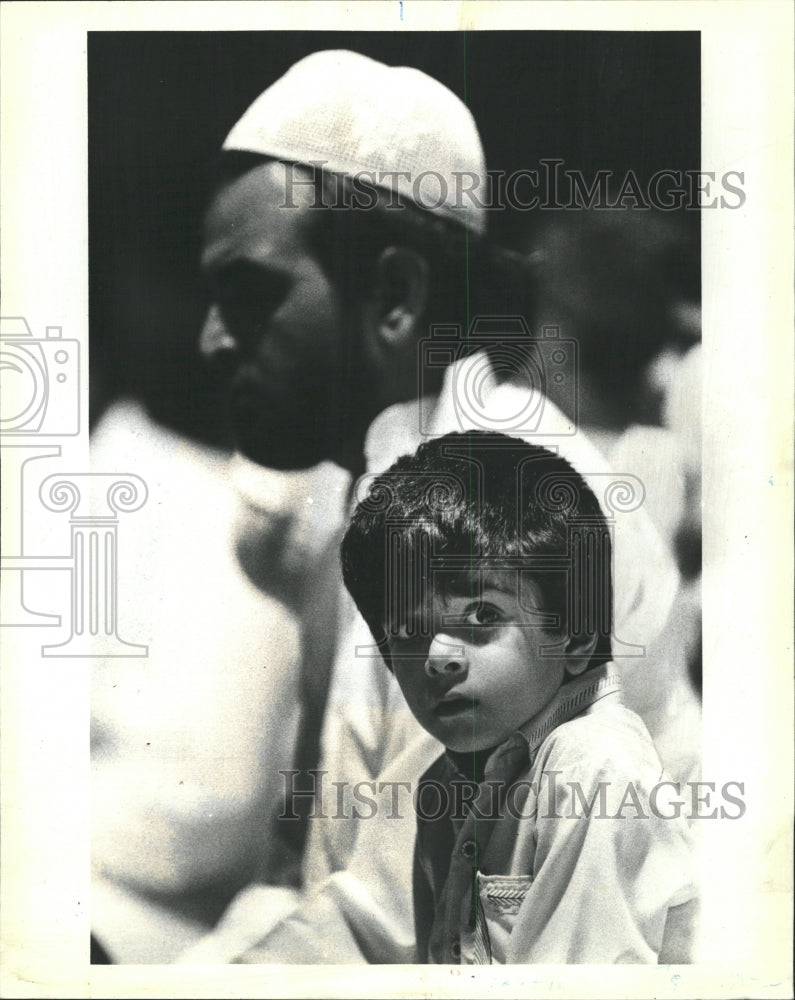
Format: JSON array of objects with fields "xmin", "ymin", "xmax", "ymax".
[{"xmin": 512, "ymin": 661, "xmax": 622, "ymax": 759}]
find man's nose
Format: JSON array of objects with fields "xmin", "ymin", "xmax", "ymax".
[
  {"xmin": 199, "ymin": 305, "xmax": 237, "ymax": 360},
  {"xmin": 424, "ymin": 633, "xmax": 469, "ymax": 679}
]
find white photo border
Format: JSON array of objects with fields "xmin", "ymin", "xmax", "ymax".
[{"xmin": 1, "ymin": 2, "xmax": 792, "ymax": 997}]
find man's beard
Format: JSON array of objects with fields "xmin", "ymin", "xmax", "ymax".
[
  {"xmin": 230, "ymin": 374, "xmax": 372, "ymax": 472},
  {"xmin": 232, "ymin": 398, "xmax": 333, "ymax": 471}
]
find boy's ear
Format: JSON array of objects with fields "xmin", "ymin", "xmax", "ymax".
[
  {"xmin": 563, "ymin": 630, "xmax": 600, "ymax": 677},
  {"xmin": 361, "ymin": 246, "xmax": 429, "ymax": 355}
]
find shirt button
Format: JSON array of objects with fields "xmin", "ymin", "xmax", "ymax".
[
  {"xmin": 451, "ymin": 939, "xmax": 461, "ymax": 959},
  {"xmin": 461, "ymin": 840, "xmax": 477, "ymax": 859}
]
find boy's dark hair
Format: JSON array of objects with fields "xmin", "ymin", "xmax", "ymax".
[{"xmin": 341, "ymin": 430, "xmax": 613, "ymax": 671}]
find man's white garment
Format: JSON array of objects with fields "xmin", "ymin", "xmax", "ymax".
[{"xmin": 90, "ymin": 401, "xmax": 348, "ymax": 962}]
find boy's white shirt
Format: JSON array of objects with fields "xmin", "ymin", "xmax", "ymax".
[
  {"xmin": 415, "ymin": 665, "xmax": 698, "ymax": 964},
  {"xmin": 178, "ymin": 350, "xmax": 683, "ymax": 964}
]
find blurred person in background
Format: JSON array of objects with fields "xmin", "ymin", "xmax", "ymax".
[
  {"xmin": 89, "ymin": 56, "xmax": 353, "ymax": 961},
  {"xmin": 527, "ymin": 207, "xmax": 702, "ymax": 782},
  {"xmin": 90, "ymin": 405, "xmax": 348, "ymax": 962}
]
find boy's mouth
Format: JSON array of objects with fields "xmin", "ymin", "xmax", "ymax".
[{"xmin": 434, "ymin": 695, "xmax": 476, "ymax": 718}]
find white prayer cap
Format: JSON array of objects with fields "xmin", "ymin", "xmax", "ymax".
[{"xmin": 222, "ymin": 49, "xmax": 487, "ymax": 235}]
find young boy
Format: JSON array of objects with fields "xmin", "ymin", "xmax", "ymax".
[{"xmin": 341, "ymin": 430, "xmax": 698, "ymax": 964}]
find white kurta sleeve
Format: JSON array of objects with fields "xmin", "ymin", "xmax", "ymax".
[
  {"xmin": 501, "ymin": 737, "xmax": 698, "ymax": 963},
  {"xmin": 235, "ymin": 735, "xmax": 440, "ymax": 963}
]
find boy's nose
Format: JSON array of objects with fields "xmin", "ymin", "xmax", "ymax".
[
  {"xmin": 199, "ymin": 305, "xmax": 238, "ymax": 360},
  {"xmin": 424, "ymin": 633, "xmax": 469, "ymax": 679}
]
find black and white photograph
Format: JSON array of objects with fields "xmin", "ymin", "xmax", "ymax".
[{"xmin": 1, "ymin": 3, "xmax": 792, "ymax": 998}]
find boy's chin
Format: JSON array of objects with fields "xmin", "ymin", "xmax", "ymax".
[
  {"xmin": 438, "ymin": 729, "xmax": 511, "ymax": 755},
  {"xmin": 445, "ymin": 739, "xmax": 499, "ymax": 754},
  {"xmin": 423, "ymin": 710, "xmax": 518, "ymax": 754}
]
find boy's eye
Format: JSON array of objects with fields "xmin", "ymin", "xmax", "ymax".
[{"xmin": 466, "ymin": 604, "xmax": 503, "ymax": 627}]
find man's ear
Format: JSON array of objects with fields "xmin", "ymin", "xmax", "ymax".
[
  {"xmin": 563, "ymin": 630, "xmax": 600, "ymax": 677},
  {"xmin": 363, "ymin": 246, "xmax": 429, "ymax": 355}
]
